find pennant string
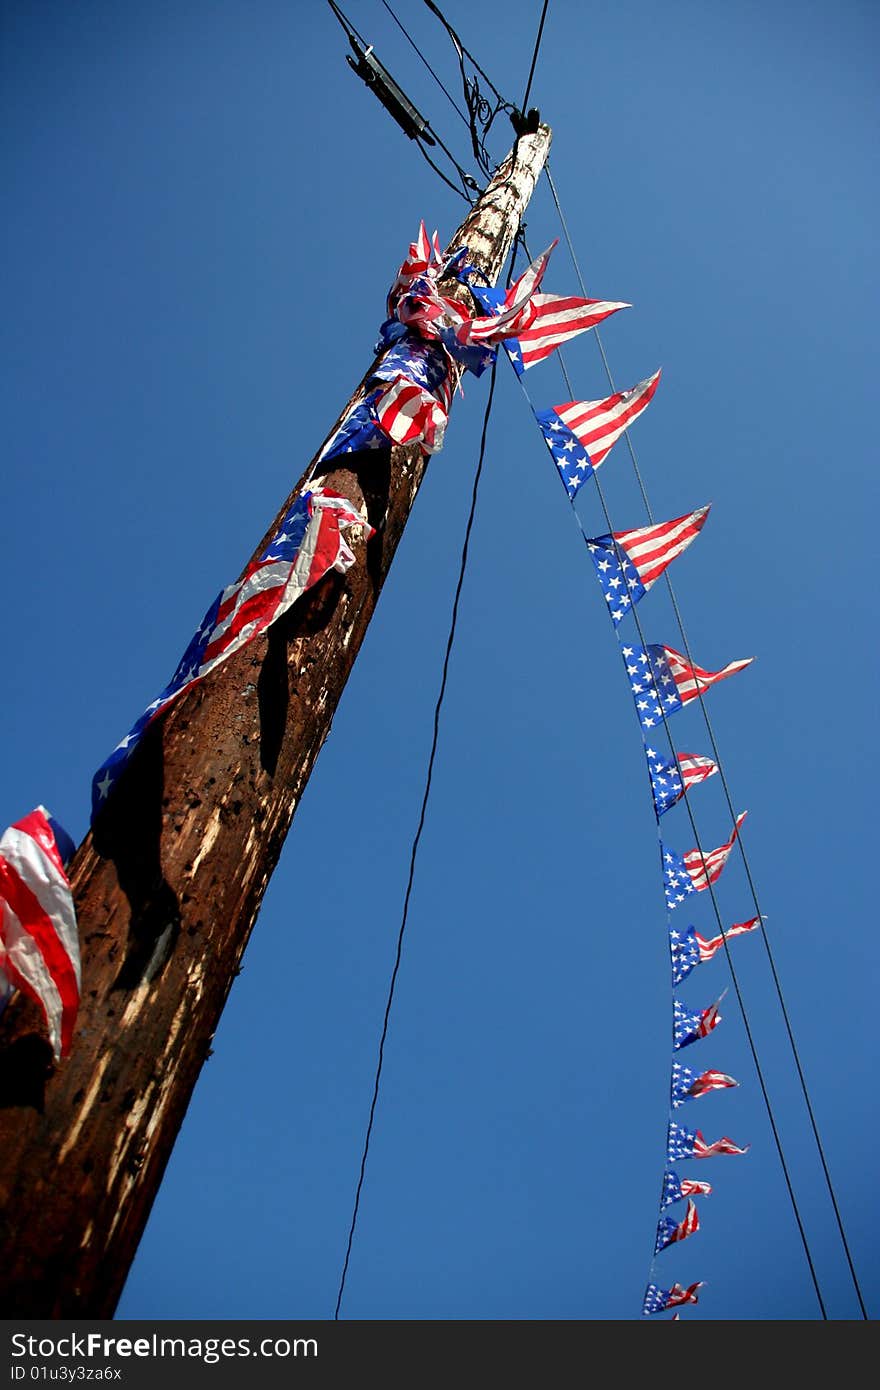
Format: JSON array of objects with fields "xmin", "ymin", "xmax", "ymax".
[
  {"xmin": 509, "ymin": 225, "xmax": 830, "ymax": 1321},
  {"xmin": 541, "ymin": 166, "xmax": 867, "ymax": 1321}
]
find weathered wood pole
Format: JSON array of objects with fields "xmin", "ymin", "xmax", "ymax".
[{"xmin": 0, "ymin": 125, "xmax": 552, "ymax": 1316}]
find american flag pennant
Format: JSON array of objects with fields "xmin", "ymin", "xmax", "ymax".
[
  {"xmin": 668, "ymin": 917, "xmax": 762, "ymax": 984},
  {"xmin": 506, "ymin": 293, "xmax": 631, "ymax": 375},
  {"xmin": 534, "ymin": 371, "xmax": 660, "ymax": 498},
  {"xmin": 623, "ymin": 642, "xmax": 753, "ymax": 734},
  {"xmin": 642, "ymin": 1281, "xmax": 704, "ymax": 1316},
  {"xmin": 646, "ymin": 746, "xmax": 718, "ymax": 818},
  {"xmin": 673, "ymin": 992, "xmax": 726, "ymax": 1051},
  {"xmin": 469, "ymin": 279, "xmax": 629, "ymax": 379},
  {"xmin": 671, "ymin": 1061, "xmax": 739, "ymax": 1109},
  {"xmin": 662, "ymin": 813, "xmax": 748, "ymax": 911},
  {"xmin": 655, "ymin": 1198, "xmax": 700, "ymax": 1254},
  {"xmin": 696, "ymin": 917, "xmax": 763, "ymax": 960},
  {"xmin": 668, "ymin": 1121, "xmax": 750, "ymax": 1161},
  {"xmin": 0, "ymin": 806, "xmax": 80, "ymax": 1060},
  {"xmin": 91, "ymin": 487, "xmax": 371, "ymax": 821},
  {"xmin": 586, "ymin": 505, "xmax": 710, "ymax": 624},
  {"xmin": 661, "ymin": 1170, "xmax": 713, "ymax": 1209}
]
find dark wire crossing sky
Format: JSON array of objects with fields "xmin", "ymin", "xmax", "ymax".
[{"xmin": 2, "ymin": 0, "xmax": 877, "ymax": 1320}]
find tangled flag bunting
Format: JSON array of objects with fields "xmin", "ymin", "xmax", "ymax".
[
  {"xmin": 91, "ymin": 487, "xmax": 372, "ymax": 820},
  {"xmin": 642, "ymin": 1282, "xmax": 704, "ymax": 1316},
  {"xmin": 661, "ymin": 1171, "xmax": 712, "ymax": 1208},
  {"xmin": 673, "ymin": 993, "xmax": 725, "ymax": 1050},
  {"xmin": 371, "ymin": 334, "xmax": 456, "ymax": 454},
  {"xmin": 454, "ymin": 242, "xmax": 558, "ymax": 345},
  {"xmin": 623, "ymin": 642, "xmax": 753, "ymax": 733},
  {"xmin": 533, "ymin": 371, "xmax": 661, "ymax": 499},
  {"xmin": 662, "ymin": 812, "xmax": 748, "ymax": 911},
  {"xmin": 669, "ymin": 917, "xmax": 761, "ymax": 985},
  {"xmin": 668, "ymin": 1122, "xmax": 750, "ymax": 1161},
  {"xmin": 671, "ymin": 1062, "xmax": 739, "ymax": 1109},
  {"xmin": 586, "ymin": 505, "xmax": 710, "ymax": 624},
  {"xmin": 321, "ymin": 331, "xmax": 459, "ymax": 463},
  {"xmin": 385, "ymin": 219, "xmax": 444, "ymax": 314},
  {"xmin": 0, "ymin": 807, "xmax": 80, "ymax": 1060},
  {"xmin": 375, "ymin": 223, "xmax": 631, "ymax": 455},
  {"xmin": 647, "ymin": 747, "xmax": 718, "ymax": 817},
  {"xmin": 655, "ymin": 1198, "xmax": 700, "ymax": 1254},
  {"xmin": 372, "ymin": 335, "xmax": 456, "ymax": 411}
]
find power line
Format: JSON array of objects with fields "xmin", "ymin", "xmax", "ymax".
[
  {"xmin": 380, "ymin": 0, "xmax": 470, "ymax": 128},
  {"xmin": 522, "ymin": 0, "xmax": 550, "ymax": 113},
  {"xmin": 334, "ymin": 362, "xmax": 500, "ymax": 1319}
]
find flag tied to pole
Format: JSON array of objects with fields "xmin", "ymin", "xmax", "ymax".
[
  {"xmin": 533, "ymin": 371, "xmax": 660, "ymax": 499},
  {"xmin": 91, "ymin": 487, "xmax": 371, "ymax": 821},
  {"xmin": 642, "ymin": 1281, "xmax": 703, "ymax": 1316},
  {"xmin": 318, "ymin": 389, "xmax": 388, "ymax": 462},
  {"xmin": 623, "ymin": 642, "xmax": 753, "ymax": 734},
  {"xmin": 0, "ymin": 806, "xmax": 79, "ymax": 1060},
  {"xmin": 655, "ymin": 1198, "xmax": 700, "ymax": 1254},
  {"xmin": 661, "ymin": 1170, "xmax": 712, "ymax": 1209},
  {"xmin": 646, "ymin": 746, "xmax": 718, "ymax": 817},
  {"xmin": 321, "ymin": 333, "xmax": 455, "ymax": 462},
  {"xmin": 669, "ymin": 917, "xmax": 762, "ymax": 985},
  {"xmin": 673, "ymin": 993, "xmax": 726, "ymax": 1051},
  {"xmin": 671, "ymin": 1062, "xmax": 739, "ymax": 1109},
  {"xmin": 667, "ymin": 1122, "xmax": 750, "ymax": 1161},
  {"xmin": 586, "ymin": 506, "xmax": 710, "ymax": 624},
  {"xmin": 662, "ymin": 813, "xmax": 748, "ymax": 911}
]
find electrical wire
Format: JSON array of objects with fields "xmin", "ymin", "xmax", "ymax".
[
  {"xmin": 334, "ymin": 362, "xmax": 500, "ymax": 1319},
  {"xmin": 326, "ymin": 0, "xmax": 478, "ymax": 201},
  {"xmin": 421, "ymin": 0, "xmax": 515, "ymax": 176},
  {"xmin": 414, "ymin": 134, "xmax": 474, "ymax": 202},
  {"xmin": 380, "ymin": 0, "xmax": 470, "ymax": 128},
  {"xmin": 521, "ymin": 0, "xmax": 550, "ymax": 114},
  {"xmin": 542, "ymin": 163, "xmax": 869, "ymax": 1320}
]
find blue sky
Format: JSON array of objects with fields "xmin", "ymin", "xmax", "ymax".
[{"xmin": 3, "ymin": 0, "xmax": 877, "ymax": 1321}]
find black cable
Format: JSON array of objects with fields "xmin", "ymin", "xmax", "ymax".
[
  {"xmin": 334, "ymin": 362, "xmax": 500, "ymax": 1320},
  {"xmin": 521, "ymin": 0, "xmax": 550, "ymax": 113},
  {"xmin": 542, "ymin": 165, "xmax": 869, "ymax": 1321},
  {"xmin": 326, "ymin": 0, "xmax": 368, "ymax": 47},
  {"xmin": 414, "ymin": 135, "xmax": 473, "ymax": 202},
  {"xmin": 422, "ymin": 0, "xmax": 506, "ymax": 102},
  {"xmin": 421, "ymin": 0, "xmax": 515, "ymax": 176},
  {"xmin": 380, "ymin": 0, "xmax": 470, "ymax": 128}
]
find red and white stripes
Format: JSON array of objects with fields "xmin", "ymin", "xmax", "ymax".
[
  {"xmin": 0, "ymin": 807, "xmax": 80, "ymax": 1060},
  {"xmin": 613, "ymin": 505, "xmax": 711, "ymax": 592},
  {"xmin": 552, "ymin": 369, "xmax": 661, "ymax": 466}
]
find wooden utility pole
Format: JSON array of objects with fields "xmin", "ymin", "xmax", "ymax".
[{"xmin": 0, "ymin": 124, "xmax": 551, "ymax": 1316}]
